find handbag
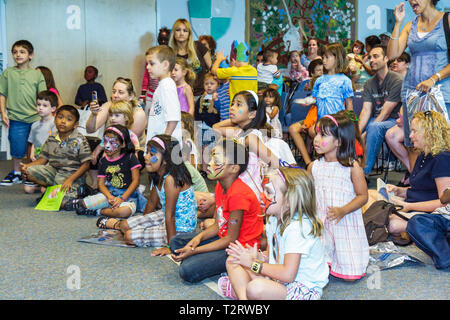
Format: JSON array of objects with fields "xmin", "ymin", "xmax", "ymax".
[{"xmin": 363, "ymin": 200, "xmax": 408, "ymax": 246}]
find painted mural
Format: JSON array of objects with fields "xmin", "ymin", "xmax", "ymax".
[{"xmin": 248, "ymin": 0, "xmax": 356, "ymax": 66}]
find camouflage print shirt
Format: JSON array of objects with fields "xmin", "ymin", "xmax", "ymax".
[{"xmin": 40, "ymin": 129, "xmax": 92, "ymax": 174}]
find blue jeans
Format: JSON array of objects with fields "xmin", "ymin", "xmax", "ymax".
[
  {"xmin": 406, "ymin": 213, "xmax": 450, "ymax": 269},
  {"xmin": 170, "ymin": 232, "xmax": 228, "ymax": 283},
  {"xmin": 363, "ymin": 117, "xmax": 397, "ymax": 175},
  {"xmin": 8, "ymin": 120, "xmax": 33, "ymax": 158}
]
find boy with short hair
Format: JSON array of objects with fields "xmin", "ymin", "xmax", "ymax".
[
  {"xmin": 211, "ymin": 41, "xmax": 257, "ymax": 106},
  {"xmin": 74, "ymin": 65, "xmax": 107, "ymax": 108},
  {"xmin": 23, "ymin": 90, "xmax": 58, "ymax": 193},
  {"xmin": 145, "ymin": 45, "xmax": 182, "ymax": 145},
  {"xmin": 20, "ymin": 105, "xmax": 92, "ymax": 210},
  {"xmin": 0, "ymin": 40, "xmax": 47, "ymax": 185},
  {"xmin": 170, "ymin": 139, "xmax": 264, "ymax": 283}
]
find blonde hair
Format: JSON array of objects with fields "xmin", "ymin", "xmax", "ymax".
[
  {"xmin": 181, "ymin": 111, "xmax": 194, "ymax": 140},
  {"xmin": 169, "ymin": 19, "xmax": 199, "ymax": 66},
  {"xmin": 412, "ymin": 111, "xmax": 450, "ymax": 156},
  {"xmin": 112, "ymin": 77, "xmax": 139, "ymax": 109},
  {"xmin": 266, "ymin": 168, "xmax": 323, "ymax": 238},
  {"xmin": 175, "ymin": 57, "xmax": 196, "ymax": 87},
  {"xmin": 109, "ymin": 100, "xmax": 134, "ymax": 129}
]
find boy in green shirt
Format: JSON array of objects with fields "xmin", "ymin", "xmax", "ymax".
[{"xmin": 0, "ymin": 40, "xmax": 47, "ymax": 185}]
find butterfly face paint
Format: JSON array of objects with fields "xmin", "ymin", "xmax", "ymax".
[
  {"xmin": 207, "ymin": 147, "xmax": 226, "ymax": 180},
  {"xmin": 144, "ymin": 145, "xmax": 162, "ymax": 171},
  {"xmin": 104, "ymin": 136, "xmax": 120, "ymax": 153}
]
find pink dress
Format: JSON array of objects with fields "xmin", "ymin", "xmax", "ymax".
[{"xmin": 311, "ymin": 158, "xmax": 369, "ymax": 280}]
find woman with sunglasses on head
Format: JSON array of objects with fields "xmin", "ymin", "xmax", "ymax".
[{"xmin": 366, "ymin": 111, "xmax": 450, "ymax": 243}]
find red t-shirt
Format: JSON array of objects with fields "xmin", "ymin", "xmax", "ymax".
[{"xmin": 215, "ymin": 178, "xmax": 264, "ymax": 248}]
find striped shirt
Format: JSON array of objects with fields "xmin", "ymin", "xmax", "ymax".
[
  {"xmin": 40, "ymin": 129, "xmax": 92, "ymax": 174},
  {"xmin": 216, "ymin": 82, "xmax": 230, "ymax": 120}
]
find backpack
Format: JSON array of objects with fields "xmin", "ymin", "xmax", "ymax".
[{"xmin": 363, "ymin": 200, "xmax": 407, "ymax": 246}]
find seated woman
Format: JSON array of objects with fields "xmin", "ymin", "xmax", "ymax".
[{"xmin": 366, "ymin": 110, "xmax": 450, "ymax": 238}]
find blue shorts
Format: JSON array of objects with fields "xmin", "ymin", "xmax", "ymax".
[{"xmin": 8, "ymin": 120, "xmax": 33, "ymax": 158}]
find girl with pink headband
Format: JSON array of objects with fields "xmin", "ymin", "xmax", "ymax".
[
  {"xmin": 308, "ymin": 113, "xmax": 369, "ymax": 281},
  {"xmin": 68, "ymin": 124, "xmax": 146, "ymax": 218}
]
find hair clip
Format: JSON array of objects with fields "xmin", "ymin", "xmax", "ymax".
[{"xmin": 347, "ymin": 111, "xmax": 359, "ymax": 122}]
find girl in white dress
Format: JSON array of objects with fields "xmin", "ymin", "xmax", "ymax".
[{"xmin": 308, "ymin": 113, "xmax": 369, "ymax": 280}]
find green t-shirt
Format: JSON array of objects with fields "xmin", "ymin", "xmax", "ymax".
[
  {"xmin": 0, "ymin": 66, "xmax": 47, "ymax": 123},
  {"xmin": 184, "ymin": 161, "xmax": 209, "ymax": 193}
]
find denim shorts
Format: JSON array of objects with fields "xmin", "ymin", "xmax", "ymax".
[{"xmin": 8, "ymin": 120, "xmax": 33, "ymax": 158}]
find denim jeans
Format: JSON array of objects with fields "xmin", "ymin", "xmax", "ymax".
[
  {"xmin": 363, "ymin": 117, "xmax": 397, "ymax": 175},
  {"xmin": 406, "ymin": 213, "xmax": 450, "ymax": 269},
  {"xmin": 8, "ymin": 120, "xmax": 33, "ymax": 158},
  {"xmin": 170, "ymin": 232, "xmax": 228, "ymax": 283}
]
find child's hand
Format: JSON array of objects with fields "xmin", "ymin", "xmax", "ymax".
[
  {"xmin": 225, "ymin": 241, "xmax": 257, "ymax": 269},
  {"xmin": 299, "ymin": 123, "xmax": 308, "ymax": 132},
  {"xmin": 61, "ymin": 177, "xmax": 75, "ymax": 193},
  {"xmin": 327, "ymin": 206, "xmax": 346, "ymax": 223},
  {"xmin": 20, "ymin": 162, "xmax": 29, "ymax": 179},
  {"xmin": 151, "ymin": 246, "xmax": 171, "ymax": 256},
  {"xmin": 110, "ymin": 196, "xmax": 123, "ymax": 209},
  {"xmin": 216, "ymin": 50, "xmax": 227, "ymax": 62},
  {"xmin": 212, "ymin": 92, "xmax": 219, "ymax": 101},
  {"xmin": 1, "ymin": 112, "xmax": 9, "ymax": 128},
  {"xmin": 172, "ymin": 236, "xmax": 201, "ymax": 261}
]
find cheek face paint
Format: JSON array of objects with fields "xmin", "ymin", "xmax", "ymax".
[
  {"xmin": 321, "ymin": 141, "xmax": 328, "ymax": 147},
  {"xmin": 207, "ymin": 149, "xmax": 226, "ymax": 180},
  {"xmin": 104, "ymin": 137, "xmax": 120, "ymax": 152},
  {"xmin": 150, "ymin": 155, "xmax": 159, "ymax": 164}
]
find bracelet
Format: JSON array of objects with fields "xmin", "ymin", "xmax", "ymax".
[
  {"xmin": 436, "ymin": 73, "xmax": 441, "ymax": 81},
  {"xmin": 430, "ymin": 77, "xmax": 436, "ymax": 85},
  {"xmin": 390, "ymin": 36, "xmax": 399, "ymax": 40}
]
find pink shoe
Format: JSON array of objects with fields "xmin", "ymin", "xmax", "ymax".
[{"xmin": 217, "ymin": 276, "xmax": 237, "ymax": 300}]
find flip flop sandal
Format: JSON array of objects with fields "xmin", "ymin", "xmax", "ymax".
[
  {"xmin": 96, "ymin": 217, "xmax": 120, "ymax": 230},
  {"xmin": 217, "ymin": 276, "xmax": 237, "ymax": 300}
]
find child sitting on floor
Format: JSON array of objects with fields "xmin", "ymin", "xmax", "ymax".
[
  {"xmin": 20, "ymin": 105, "xmax": 92, "ymax": 210},
  {"xmin": 67, "ymin": 125, "xmax": 144, "ymax": 217},
  {"xmin": 222, "ymin": 168, "xmax": 329, "ymax": 300},
  {"xmin": 96, "ymin": 134, "xmax": 197, "ymax": 257},
  {"xmin": 169, "ymin": 139, "xmax": 264, "ymax": 283}
]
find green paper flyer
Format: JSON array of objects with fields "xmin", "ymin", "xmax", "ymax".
[{"xmin": 35, "ymin": 185, "xmax": 66, "ymax": 211}]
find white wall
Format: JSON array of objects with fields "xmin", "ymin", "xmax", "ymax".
[{"xmin": 5, "ymin": 0, "xmax": 156, "ymax": 105}]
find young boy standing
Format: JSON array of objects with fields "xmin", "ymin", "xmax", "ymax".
[
  {"xmin": 170, "ymin": 139, "xmax": 264, "ymax": 283},
  {"xmin": 23, "ymin": 90, "xmax": 58, "ymax": 193},
  {"xmin": 0, "ymin": 40, "xmax": 47, "ymax": 185},
  {"xmin": 145, "ymin": 45, "xmax": 182, "ymax": 145},
  {"xmin": 20, "ymin": 105, "xmax": 92, "ymax": 210},
  {"xmin": 211, "ymin": 41, "xmax": 257, "ymax": 106}
]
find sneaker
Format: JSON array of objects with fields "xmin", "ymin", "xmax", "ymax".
[
  {"xmin": 75, "ymin": 206, "xmax": 98, "ymax": 216},
  {"xmin": 63, "ymin": 199, "xmax": 82, "ymax": 211},
  {"xmin": 24, "ymin": 180, "xmax": 39, "ymax": 188},
  {"xmin": 1, "ymin": 172, "xmax": 22, "ymax": 186}
]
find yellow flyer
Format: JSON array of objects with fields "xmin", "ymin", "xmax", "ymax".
[{"xmin": 35, "ymin": 185, "xmax": 67, "ymax": 211}]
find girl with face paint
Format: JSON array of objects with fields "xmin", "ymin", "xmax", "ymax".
[
  {"xmin": 308, "ymin": 113, "xmax": 369, "ymax": 281},
  {"xmin": 223, "ymin": 168, "xmax": 329, "ymax": 300},
  {"xmin": 98, "ymin": 134, "xmax": 197, "ymax": 257},
  {"xmin": 68, "ymin": 125, "xmax": 145, "ymax": 220}
]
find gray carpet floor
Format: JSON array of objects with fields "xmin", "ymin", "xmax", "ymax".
[{"xmin": 0, "ymin": 160, "xmax": 448, "ymax": 300}]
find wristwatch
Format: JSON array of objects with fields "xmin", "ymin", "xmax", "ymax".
[{"xmin": 251, "ymin": 260, "xmax": 263, "ymax": 274}]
